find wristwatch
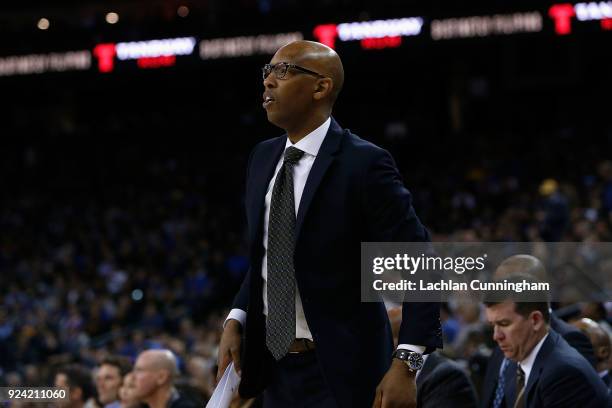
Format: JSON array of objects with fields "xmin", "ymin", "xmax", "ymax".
[{"xmin": 392, "ymin": 349, "xmax": 424, "ymax": 372}]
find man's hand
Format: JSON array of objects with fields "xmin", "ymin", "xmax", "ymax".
[
  {"xmin": 372, "ymin": 359, "xmax": 417, "ymax": 408},
  {"xmin": 216, "ymin": 319, "xmax": 242, "ymax": 384}
]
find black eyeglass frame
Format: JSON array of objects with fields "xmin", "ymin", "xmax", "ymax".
[{"xmin": 262, "ymin": 62, "xmax": 327, "ymax": 80}]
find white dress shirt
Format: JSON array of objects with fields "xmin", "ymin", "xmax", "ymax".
[
  {"xmin": 226, "ymin": 116, "xmax": 425, "ymax": 354},
  {"xmin": 518, "ymin": 332, "xmax": 549, "ymax": 386}
]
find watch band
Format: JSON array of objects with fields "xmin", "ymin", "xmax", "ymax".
[{"xmin": 392, "ymin": 349, "xmax": 424, "ymax": 372}]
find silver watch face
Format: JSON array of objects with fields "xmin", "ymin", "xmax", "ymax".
[{"xmin": 407, "ymin": 352, "xmax": 424, "ymax": 370}]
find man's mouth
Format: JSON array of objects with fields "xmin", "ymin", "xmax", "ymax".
[{"xmin": 263, "ymin": 95, "xmax": 275, "ymax": 108}]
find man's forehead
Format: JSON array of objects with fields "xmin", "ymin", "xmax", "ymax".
[
  {"xmin": 270, "ymin": 48, "xmax": 302, "ymax": 65},
  {"xmin": 135, "ymin": 356, "xmax": 151, "ymax": 368},
  {"xmin": 486, "ymin": 301, "xmax": 518, "ymax": 319},
  {"xmin": 99, "ymin": 364, "xmax": 120, "ymax": 375},
  {"xmin": 271, "ymin": 43, "xmax": 324, "ymax": 64}
]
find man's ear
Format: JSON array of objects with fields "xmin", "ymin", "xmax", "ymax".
[
  {"xmin": 313, "ymin": 78, "xmax": 333, "ymax": 101},
  {"xmin": 531, "ymin": 311, "xmax": 546, "ymax": 330},
  {"xmin": 597, "ymin": 345, "xmax": 610, "ymax": 361},
  {"xmin": 156, "ymin": 369, "xmax": 170, "ymax": 386}
]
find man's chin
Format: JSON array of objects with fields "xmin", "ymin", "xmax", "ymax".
[
  {"xmin": 265, "ymin": 112, "xmax": 285, "ymax": 129},
  {"xmin": 502, "ymin": 349, "xmax": 517, "ymax": 361}
]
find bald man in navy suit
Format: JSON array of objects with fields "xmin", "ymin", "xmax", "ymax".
[{"xmin": 216, "ymin": 41, "xmax": 442, "ymax": 408}]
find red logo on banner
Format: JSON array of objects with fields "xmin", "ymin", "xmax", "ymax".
[
  {"xmin": 137, "ymin": 56, "xmax": 177, "ymax": 69},
  {"xmin": 549, "ymin": 4, "xmax": 576, "ymax": 35},
  {"xmin": 313, "ymin": 24, "xmax": 339, "ymax": 49},
  {"xmin": 93, "ymin": 43, "xmax": 117, "ymax": 73},
  {"xmin": 361, "ymin": 36, "xmax": 402, "ymax": 50}
]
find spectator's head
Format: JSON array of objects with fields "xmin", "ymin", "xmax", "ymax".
[
  {"xmin": 95, "ymin": 355, "xmax": 132, "ymax": 405},
  {"xmin": 484, "ymin": 274, "xmax": 550, "ymax": 362},
  {"xmin": 132, "ymin": 349, "xmax": 178, "ymax": 404},
  {"xmin": 54, "ymin": 364, "xmax": 96, "ymax": 408},
  {"xmin": 493, "ymin": 254, "xmax": 547, "ymax": 282},
  {"xmin": 263, "ymin": 40, "xmax": 344, "ymax": 135},
  {"xmin": 118, "ymin": 372, "xmax": 139, "ymax": 408},
  {"xmin": 582, "ymin": 302, "xmax": 607, "ymax": 322},
  {"xmin": 539, "ymin": 178, "xmax": 558, "ymax": 197},
  {"xmin": 572, "ymin": 318, "xmax": 611, "ymax": 373}
]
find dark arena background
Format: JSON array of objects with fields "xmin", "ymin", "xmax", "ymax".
[{"xmin": 1, "ymin": 0, "xmax": 611, "ymax": 406}]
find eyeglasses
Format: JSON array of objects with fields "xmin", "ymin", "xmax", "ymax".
[{"xmin": 262, "ymin": 62, "xmax": 326, "ymax": 80}]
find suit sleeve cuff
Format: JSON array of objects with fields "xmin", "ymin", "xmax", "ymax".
[
  {"xmin": 224, "ymin": 308, "xmax": 246, "ymax": 328},
  {"xmin": 397, "ymin": 344, "xmax": 426, "ymax": 354}
]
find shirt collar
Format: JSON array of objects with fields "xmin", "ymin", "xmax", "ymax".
[
  {"xmin": 284, "ymin": 117, "xmax": 331, "ymax": 157},
  {"xmin": 519, "ymin": 332, "xmax": 548, "ymax": 384}
]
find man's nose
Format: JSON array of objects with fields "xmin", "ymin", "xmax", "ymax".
[
  {"xmin": 493, "ymin": 326, "xmax": 504, "ymax": 341},
  {"xmin": 263, "ymin": 74, "xmax": 276, "ymax": 88}
]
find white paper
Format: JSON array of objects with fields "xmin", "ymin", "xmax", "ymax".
[{"xmin": 206, "ymin": 362, "xmax": 241, "ymax": 408}]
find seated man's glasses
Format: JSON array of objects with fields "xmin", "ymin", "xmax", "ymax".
[{"xmin": 262, "ymin": 62, "xmax": 326, "ymax": 80}]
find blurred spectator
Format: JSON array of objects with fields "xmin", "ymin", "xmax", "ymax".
[
  {"xmin": 54, "ymin": 364, "xmax": 99, "ymax": 408},
  {"xmin": 537, "ymin": 179, "xmax": 570, "ymax": 242},
  {"xmin": 581, "ymin": 302, "xmax": 612, "ymax": 335},
  {"xmin": 572, "ymin": 318, "xmax": 612, "ymax": 388},
  {"xmin": 598, "ymin": 160, "xmax": 612, "ymax": 217},
  {"xmin": 95, "ymin": 356, "xmax": 132, "ymax": 408},
  {"xmin": 132, "ymin": 349, "xmax": 201, "ymax": 408},
  {"xmin": 118, "ymin": 373, "xmax": 141, "ymax": 408},
  {"xmin": 450, "ymin": 299, "xmax": 486, "ymax": 360}
]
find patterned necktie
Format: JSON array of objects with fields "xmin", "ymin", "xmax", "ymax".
[
  {"xmin": 513, "ymin": 365, "xmax": 526, "ymax": 408},
  {"xmin": 266, "ymin": 146, "xmax": 305, "ymax": 360},
  {"xmin": 493, "ymin": 358, "xmax": 509, "ymax": 408}
]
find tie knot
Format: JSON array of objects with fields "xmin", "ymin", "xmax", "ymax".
[
  {"xmin": 517, "ymin": 365, "xmax": 525, "ymax": 382},
  {"xmin": 284, "ymin": 146, "xmax": 304, "ymax": 165}
]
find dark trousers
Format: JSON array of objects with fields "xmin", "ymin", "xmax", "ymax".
[{"xmin": 263, "ymin": 350, "xmax": 338, "ymax": 408}]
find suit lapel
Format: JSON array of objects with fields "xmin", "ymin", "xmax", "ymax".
[
  {"xmin": 523, "ymin": 331, "xmax": 556, "ymax": 406},
  {"xmin": 295, "ymin": 118, "xmax": 343, "ymax": 241},
  {"xmin": 248, "ymin": 136, "xmax": 286, "ymax": 245}
]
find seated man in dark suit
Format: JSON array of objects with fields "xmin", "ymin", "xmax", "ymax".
[
  {"xmin": 416, "ymin": 352, "xmax": 478, "ymax": 408},
  {"xmin": 480, "ymin": 255, "xmax": 596, "ymax": 408},
  {"xmin": 573, "ymin": 317, "xmax": 612, "ymax": 389},
  {"xmin": 388, "ymin": 307, "xmax": 478, "ymax": 408},
  {"xmin": 483, "ymin": 274, "xmax": 608, "ymax": 408}
]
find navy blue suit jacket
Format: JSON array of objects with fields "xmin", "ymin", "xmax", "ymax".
[
  {"xmin": 520, "ymin": 329, "xmax": 608, "ymax": 407},
  {"xmin": 232, "ymin": 118, "xmax": 442, "ymax": 407},
  {"xmin": 416, "ymin": 352, "xmax": 478, "ymax": 408}
]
